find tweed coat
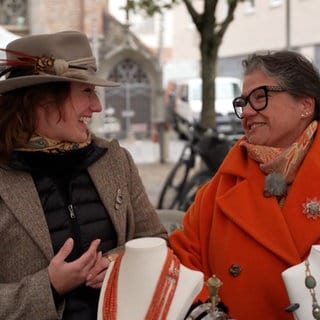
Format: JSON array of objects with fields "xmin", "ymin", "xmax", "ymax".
[
  {"xmin": 169, "ymin": 128, "xmax": 320, "ymax": 320},
  {"xmin": 0, "ymin": 135, "xmax": 167, "ymax": 320}
]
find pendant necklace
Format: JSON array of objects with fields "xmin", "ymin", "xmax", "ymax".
[
  {"xmin": 103, "ymin": 248, "xmax": 180, "ymax": 320},
  {"xmin": 305, "ymin": 258, "xmax": 320, "ymax": 319}
]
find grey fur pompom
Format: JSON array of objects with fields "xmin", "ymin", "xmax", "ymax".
[{"xmin": 263, "ymin": 172, "xmax": 287, "ymax": 197}]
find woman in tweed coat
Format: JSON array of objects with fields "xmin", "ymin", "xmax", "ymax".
[{"xmin": 0, "ymin": 31, "xmax": 167, "ymax": 320}]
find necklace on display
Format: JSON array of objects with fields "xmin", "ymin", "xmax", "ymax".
[
  {"xmin": 103, "ymin": 248, "xmax": 180, "ymax": 320},
  {"xmin": 305, "ymin": 259, "xmax": 320, "ymax": 319}
]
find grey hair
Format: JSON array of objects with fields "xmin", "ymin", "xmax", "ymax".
[{"xmin": 242, "ymin": 50, "xmax": 320, "ymax": 120}]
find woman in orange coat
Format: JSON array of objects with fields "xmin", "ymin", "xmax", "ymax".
[{"xmin": 170, "ymin": 50, "xmax": 320, "ymax": 320}]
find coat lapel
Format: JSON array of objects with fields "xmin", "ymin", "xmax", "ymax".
[
  {"xmin": 88, "ymin": 141, "xmax": 127, "ymax": 245},
  {"xmin": 217, "ymin": 145, "xmax": 301, "ymax": 265},
  {"xmin": 0, "ymin": 168, "xmax": 53, "ymax": 260},
  {"xmin": 281, "ymin": 134, "xmax": 320, "ymax": 258}
]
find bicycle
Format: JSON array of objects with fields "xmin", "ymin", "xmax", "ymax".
[{"xmin": 157, "ymin": 117, "xmax": 234, "ymax": 211}]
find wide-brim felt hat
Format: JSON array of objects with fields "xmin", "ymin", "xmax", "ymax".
[{"xmin": 0, "ymin": 30, "xmax": 119, "ymax": 93}]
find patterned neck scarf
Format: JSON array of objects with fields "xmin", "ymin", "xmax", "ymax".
[
  {"xmin": 240, "ymin": 121, "xmax": 317, "ymax": 201},
  {"xmin": 15, "ymin": 131, "xmax": 92, "ymax": 153}
]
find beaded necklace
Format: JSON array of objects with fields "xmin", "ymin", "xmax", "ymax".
[
  {"xmin": 102, "ymin": 248, "xmax": 180, "ymax": 320},
  {"xmin": 305, "ymin": 259, "xmax": 320, "ymax": 319}
]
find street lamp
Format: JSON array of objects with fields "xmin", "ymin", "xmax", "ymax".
[{"xmin": 285, "ymin": 0, "xmax": 290, "ymax": 50}]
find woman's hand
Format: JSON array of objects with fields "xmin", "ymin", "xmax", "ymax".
[
  {"xmin": 85, "ymin": 252, "xmax": 120, "ymax": 289},
  {"xmin": 48, "ymin": 238, "xmax": 101, "ymax": 295}
]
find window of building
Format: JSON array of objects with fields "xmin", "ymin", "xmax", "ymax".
[
  {"xmin": 244, "ymin": 0, "xmax": 256, "ymax": 14},
  {"xmin": 270, "ymin": 0, "xmax": 283, "ymax": 8},
  {"xmin": 0, "ymin": 0, "xmax": 28, "ymax": 28}
]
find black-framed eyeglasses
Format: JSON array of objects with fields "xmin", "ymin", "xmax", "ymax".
[{"xmin": 232, "ymin": 85, "xmax": 286, "ymax": 119}]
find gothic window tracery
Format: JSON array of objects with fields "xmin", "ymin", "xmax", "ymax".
[{"xmin": 108, "ymin": 58, "xmax": 149, "ymax": 84}]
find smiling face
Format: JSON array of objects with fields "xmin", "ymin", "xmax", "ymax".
[
  {"xmin": 34, "ymin": 82, "xmax": 102, "ymax": 143},
  {"xmin": 241, "ymin": 69, "xmax": 315, "ymax": 148}
]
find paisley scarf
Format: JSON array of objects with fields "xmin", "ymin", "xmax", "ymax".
[
  {"xmin": 15, "ymin": 132, "xmax": 92, "ymax": 153},
  {"xmin": 240, "ymin": 121, "xmax": 317, "ymax": 201}
]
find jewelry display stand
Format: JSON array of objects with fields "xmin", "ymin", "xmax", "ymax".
[
  {"xmin": 282, "ymin": 245, "xmax": 320, "ymax": 320},
  {"xmin": 97, "ymin": 237, "xmax": 203, "ymax": 320}
]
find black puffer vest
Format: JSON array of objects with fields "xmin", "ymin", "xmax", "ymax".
[{"xmin": 9, "ymin": 142, "xmax": 117, "ymax": 320}]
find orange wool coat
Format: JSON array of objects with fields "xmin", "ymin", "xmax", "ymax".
[{"xmin": 169, "ymin": 129, "xmax": 320, "ymax": 320}]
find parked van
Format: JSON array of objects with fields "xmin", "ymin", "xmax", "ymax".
[{"xmin": 166, "ymin": 77, "xmax": 243, "ymax": 139}]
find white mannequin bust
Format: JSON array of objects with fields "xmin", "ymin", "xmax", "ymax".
[
  {"xmin": 282, "ymin": 245, "xmax": 320, "ymax": 320},
  {"xmin": 97, "ymin": 237, "xmax": 203, "ymax": 320}
]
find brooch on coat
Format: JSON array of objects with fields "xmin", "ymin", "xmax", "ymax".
[
  {"xmin": 115, "ymin": 188, "xmax": 123, "ymax": 210},
  {"xmin": 303, "ymin": 198, "xmax": 320, "ymax": 219}
]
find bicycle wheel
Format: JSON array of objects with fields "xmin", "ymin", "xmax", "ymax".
[
  {"xmin": 178, "ymin": 169, "xmax": 213, "ymax": 211},
  {"xmin": 157, "ymin": 160, "xmax": 192, "ymax": 209}
]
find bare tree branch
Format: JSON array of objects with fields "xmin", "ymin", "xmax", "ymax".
[
  {"xmin": 216, "ymin": 0, "xmax": 238, "ymax": 39},
  {"xmin": 181, "ymin": 0, "xmax": 202, "ymax": 30}
]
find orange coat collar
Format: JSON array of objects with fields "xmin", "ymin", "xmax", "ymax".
[{"xmin": 216, "ymin": 129, "xmax": 320, "ymax": 265}]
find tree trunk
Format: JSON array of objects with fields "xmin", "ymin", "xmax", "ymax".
[
  {"xmin": 200, "ymin": 45, "xmax": 219, "ymax": 129},
  {"xmin": 199, "ymin": 23, "xmax": 220, "ymax": 130}
]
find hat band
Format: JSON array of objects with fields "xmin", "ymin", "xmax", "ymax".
[
  {"xmin": 3, "ymin": 55, "xmax": 97, "ymax": 81},
  {"xmin": 43, "ymin": 56, "xmax": 97, "ymax": 80}
]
